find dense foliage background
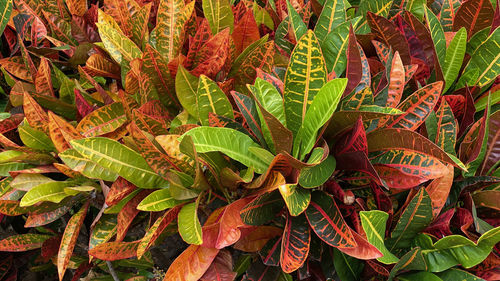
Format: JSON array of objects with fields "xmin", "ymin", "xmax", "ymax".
[{"xmin": 0, "ymin": 0, "xmax": 498, "ymax": 280}]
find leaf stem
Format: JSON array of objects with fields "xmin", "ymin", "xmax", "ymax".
[{"xmin": 106, "ymin": 261, "xmax": 120, "ymax": 281}]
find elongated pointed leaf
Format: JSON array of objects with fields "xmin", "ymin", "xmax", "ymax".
[
  {"xmin": 443, "ymin": 28, "xmax": 467, "ymax": 92},
  {"xmin": 240, "ymin": 190, "xmax": 284, "ymax": 225},
  {"xmin": 295, "ymin": 78, "xmax": 347, "ymax": 159},
  {"xmin": 386, "ymin": 52, "xmax": 405, "ymax": 108},
  {"xmin": 137, "ymin": 206, "xmax": 181, "ymax": 258},
  {"xmin": 385, "ymin": 81, "xmax": 443, "ymax": 131},
  {"xmin": 176, "ymin": 65, "xmax": 199, "ymax": 118},
  {"xmin": 76, "ymin": 102, "xmax": 127, "ymax": 137},
  {"xmin": 0, "ymin": 0, "xmax": 12, "ymax": 35},
  {"xmin": 89, "ymin": 215, "xmax": 117, "ymax": 250},
  {"xmin": 360, "ymin": 210, "xmax": 399, "ymax": 264},
  {"xmin": 202, "ymin": 0, "xmax": 234, "ymax": 34},
  {"xmin": 453, "ymin": 0, "xmax": 494, "ymax": 37},
  {"xmin": 197, "ymin": 75, "xmax": 234, "ymax": 126},
  {"xmin": 284, "ymin": 30, "xmax": 327, "ymax": 137},
  {"xmin": 180, "ymin": 127, "xmax": 270, "ymax": 173},
  {"xmin": 96, "ymin": 10, "xmax": 142, "ymax": 63},
  {"xmin": 280, "ymin": 214, "xmax": 310, "ymax": 273},
  {"xmin": 58, "ymin": 202, "xmax": 89, "ymax": 281},
  {"xmin": 70, "ymin": 137, "xmax": 169, "ymax": 188},
  {"xmin": 20, "ymin": 181, "xmax": 73, "ymax": 207},
  {"xmin": 164, "ymin": 245, "xmax": 219, "ymax": 281},
  {"xmin": 286, "ymin": 0, "xmax": 307, "ymax": 41},
  {"xmin": 279, "ymin": 184, "xmax": 311, "ymax": 216},
  {"xmin": 137, "ymin": 189, "xmax": 184, "ymax": 211},
  {"xmin": 314, "ymin": 0, "xmax": 346, "ymax": 43},
  {"xmin": 89, "ymin": 240, "xmax": 139, "ymax": 261},
  {"xmin": 59, "ymin": 149, "xmax": 118, "ymax": 181},
  {"xmin": 178, "ymin": 202, "xmax": 203, "ymax": 245},
  {"xmin": 305, "ymin": 190, "xmax": 356, "ymax": 247},
  {"xmin": 0, "ymin": 234, "xmax": 51, "ymax": 251},
  {"xmin": 464, "ymin": 27, "xmax": 500, "ymax": 87},
  {"xmin": 388, "ymin": 188, "xmax": 433, "ymax": 250}
]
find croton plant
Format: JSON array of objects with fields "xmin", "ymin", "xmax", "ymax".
[{"xmin": 0, "ymin": 0, "xmax": 498, "ymax": 279}]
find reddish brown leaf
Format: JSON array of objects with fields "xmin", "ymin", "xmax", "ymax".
[
  {"xmin": 88, "ymin": 240, "xmax": 140, "ymax": 261},
  {"xmin": 199, "ymin": 250, "xmax": 237, "ymax": 281},
  {"xmin": 58, "ymin": 201, "xmax": 89, "ymax": 281},
  {"xmin": 25, "ymin": 205, "xmax": 72, "ymax": 227},
  {"xmin": 116, "ymin": 190, "xmax": 152, "ymax": 242},
  {"xmin": 41, "ymin": 235, "xmax": 62, "ymax": 260},
  {"xmin": 386, "ymin": 52, "xmax": 405, "ymax": 107},
  {"xmin": 232, "ymin": 10, "xmax": 260, "ymax": 54},
  {"xmin": 48, "ymin": 111, "xmax": 82, "ymax": 153},
  {"xmin": 23, "ymin": 92, "xmax": 49, "ymax": 134},
  {"xmin": 343, "ymin": 26, "xmax": 362, "ymax": 97},
  {"xmin": 374, "ymin": 165, "xmax": 429, "ymax": 189},
  {"xmin": 0, "ymin": 114, "xmax": 24, "ymax": 134},
  {"xmin": 453, "ymin": 0, "xmax": 494, "ymax": 38},
  {"xmin": 191, "ymin": 28, "xmax": 231, "ymax": 78},
  {"xmin": 84, "ymin": 54, "xmax": 121, "ymax": 79},
  {"xmin": 163, "ymin": 245, "xmax": 219, "ymax": 281},
  {"xmin": 0, "ymin": 200, "xmax": 28, "ymax": 216},
  {"xmin": 367, "ymin": 12, "xmax": 411, "ymax": 65}
]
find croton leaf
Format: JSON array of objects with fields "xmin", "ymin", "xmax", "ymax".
[
  {"xmin": 202, "ymin": 0, "xmax": 234, "ymax": 34},
  {"xmin": 464, "ymin": 27, "xmax": 500, "ymax": 87},
  {"xmin": 359, "ymin": 210, "xmax": 399, "ymax": 264},
  {"xmin": 0, "ymin": 0, "xmax": 12, "ymax": 35},
  {"xmin": 178, "ymin": 202, "xmax": 203, "ymax": 245},
  {"xmin": 452, "ymin": 0, "xmax": 494, "ymax": 38},
  {"xmin": 240, "ymin": 190, "xmax": 284, "ymax": 225},
  {"xmin": 280, "ymin": 213, "xmax": 310, "ymax": 273},
  {"xmin": 387, "ymin": 188, "xmax": 433, "ymax": 250},
  {"xmin": 279, "ymin": 184, "xmax": 311, "ymax": 216},
  {"xmin": 197, "ymin": 75, "xmax": 234, "ymax": 126},
  {"xmin": 164, "ymin": 244, "xmax": 220, "ymax": 281},
  {"xmin": 305, "ymin": 190, "xmax": 356, "ymax": 248},
  {"xmin": 443, "ymin": 28, "xmax": 467, "ymax": 93},
  {"xmin": 76, "ymin": 102, "xmax": 127, "ymax": 137},
  {"xmin": 57, "ymin": 201, "xmax": 89, "ymax": 281},
  {"xmin": 0, "ymin": 234, "xmax": 51, "ymax": 251},
  {"xmin": 284, "ymin": 30, "xmax": 327, "ymax": 137},
  {"xmin": 70, "ymin": 137, "xmax": 169, "ymax": 188},
  {"xmin": 180, "ymin": 127, "xmax": 270, "ymax": 174},
  {"xmin": 314, "ymin": 0, "xmax": 346, "ymax": 43},
  {"xmin": 88, "ymin": 241, "xmax": 140, "ymax": 261}
]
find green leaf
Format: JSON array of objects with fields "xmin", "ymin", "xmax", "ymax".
[
  {"xmin": 465, "ymin": 27, "xmax": 500, "ymax": 87},
  {"xmin": 176, "ymin": 65, "xmax": 199, "ymax": 118},
  {"xmin": 20, "ymin": 181, "xmax": 73, "ymax": 207},
  {"xmin": 387, "ymin": 188, "xmax": 433, "ymax": 250},
  {"xmin": 294, "ymin": 78, "xmax": 347, "ymax": 159},
  {"xmin": 70, "ymin": 138, "xmax": 168, "ymax": 188},
  {"xmin": 298, "ymin": 155, "xmax": 336, "ymax": 188},
  {"xmin": 398, "ymin": 272, "xmax": 443, "ymax": 281},
  {"xmin": 0, "ymin": 0, "xmax": 12, "ymax": 35},
  {"xmin": 18, "ymin": 121, "xmax": 56, "ymax": 152},
  {"xmin": 279, "ymin": 184, "xmax": 311, "ymax": 216},
  {"xmin": 76, "ymin": 102, "xmax": 126, "ymax": 137},
  {"xmin": 180, "ymin": 127, "xmax": 270, "ymax": 173},
  {"xmin": 421, "ymin": 226, "xmax": 500, "ymax": 272},
  {"xmin": 178, "ymin": 202, "xmax": 202, "ymax": 245},
  {"xmin": 89, "ymin": 214, "xmax": 117, "ymax": 250},
  {"xmin": 197, "ymin": 75, "xmax": 234, "ymax": 126},
  {"xmin": 284, "ymin": 30, "xmax": 327, "ymax": 137},
  {"xmin": 286, "ymin": 0, "xmax": 307, "ymax": 41},
  {"xmin": 137, "ymin": 188, "xmax": 184, "ymax": 211},
  {"xmin": 321, "ymin": 17, "xmax": 362, "ymax": 74},
  {"xmin": 443, "ymin": 27, "xmax": 467, "ymax": 92},
  {"xmin": 10, "ymin": 173, "xmax": 54, "ymax": 192},
  {"xmin": 59, "ymin": 149, "xmax": 118, "ymax": 182},
  {"xmin": 96, "ymin": 10, "xmax": 142, "ymax": 64},
  {"xmin": 314, "ymin": 0, "xmax": 346, "ymax": 43},
  {"xmin": 333, "ymin": 247, "xmax": 364, "ymax": 281},
  {"xmin": 425, "ymin": 7, "xmax": 446, "ymax": 68},
  {"xmin": 359, "ymin": 210, "xmax": 399, "ymax": 264},
  {"xmin": 240, "ymin": 190, "xmax": 284, "ymax": 225},
  {"xmin": 202, "ymin": 0, "xmax": 234, "ymax": 34},
  {"xmin": 250, "ymin": 78, "xmax": 286, "ymax": 125},
  {"xmin": 437, "ymin": 269, "xmax": 485, "ymax": 281}
]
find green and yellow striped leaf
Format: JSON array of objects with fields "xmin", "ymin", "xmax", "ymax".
[
  {"xmin": 314, "ymin": 0, "xmax": 346, "ymax": 43},
  {"xmin": 360, "ymin": 210, "xmax": 399, "ymax": 264},
  {"xmin": 464, "ymin": 27, "xmax": 500, "ymax": 87},
  {"xmin": 76, "ymin": 102, "xmax": 127, "ymax": 137},
  {"xmin": 279, "ymin": 184, "xmax": 311, "ymax": 216},
  {"xmin": 202, "ymin": 0, "xmax": 234, "ymax": 34},
  {"xmin": 197, "ymin": 75, "xmax": 234, "ymax": 126},
  {"xmin": 443, "ymin": 28, "xmax": 467, "ymax": 92},
  {"xmin": 137, "ymin": 189, "xmax": 184, "ymax": 211},
  {"xmin": 0, "ymin": 0, "xmax": 12, "ymax": 35},
  {"xmin": 178, "ymin": 202, "xmax": 202, "ymax": 245},
  {"xmin": 284, "ymin": 30, "xmax": 327, "ymax": 137},
  {"xmin": 20, "ymin": 181, "xmax": 73, "ymax": 207}
]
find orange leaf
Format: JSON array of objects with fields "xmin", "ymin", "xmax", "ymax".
[
  {"xmin": 58, "ymin": 201, "xmax": 89, "ymax": 281},
  {"xmin": 234, "ymin": 226, "xmax": 282, "ymax": 252},
  {"xmin": 163, "ymin": 244, "xmax": 219, "ymax": 281},
  {"xmin": 386, "ymin": 52, "xmax": 405, "ymax": 108},
  {"xmin": 336, "ymin": 228, "xmax": 383, "ymax": 260},
  {"xmin": 48, "ymin": 111, "xmax": 82, "ymax": 153},
  {"xmin": 89, "ymin": 240, "xmax": 140, "ymax": 261},
  {"xmin": 84, "ymin": 54, "xmax": 121, "ymax": 79},
  {"xmin": 23, "ymin": 92, "xmax": 49, "ymax": 134},
  {"xmin": 0, "ymin": 234, "xmax": 51, "ymax": 252},
  {"xmin": 66, "ymin": 0, "xmax": 87, "ymax": 16},
  {"xmin": 232, "ymin": 10, "xmax": 260, "ymax": 54},
  {"xmin": 426, "ymin": 165, "xmax": 454, "ymax": 217},
  {"xmin": 0, "ymin": 56, "xmax": 32, "ymax": 82},
  {"xmin": 215, "ymin": 197, "xmax": 253, "ymax": 249},
  {"xmin": 106, "ymin": 177, "xmax": 137, "ymax": 206},
  {"xmin": 34, "ymin": 58, "xmax": 55, "ymax": 97},
  {"xmin": 137, "ymin": 206, "xmax": 181, "ymax": 259},
  {"xmin": 116, "ymin": 190, "xmax": 152, "ymax": 241},
  {"xmin": 199, "ymin": 250, "xmax": 237, "ymax": 281},
  {"xmin": 190, "ymin": 28, "xmax": 231, "ymax": 78}
]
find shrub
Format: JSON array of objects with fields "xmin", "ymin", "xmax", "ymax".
[{"xmin": 0, "ymin": 0, "xmax": 498, "ymax": 280}]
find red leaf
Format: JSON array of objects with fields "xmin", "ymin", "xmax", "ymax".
[
  {"xmin": 453, "ymin": 0, "xmax": 494, "ymax": 38},
  {"xmin": 343, "ymin": 26, "xmax": 362, "ymax": 97},
  {"xmin": 190, "ymin": 28, "xmax": 231, "ymax": 78},
  {"xmin": 336, "ymin": 228, "xmax": 383, "ymax": 260},
  {"xmin": 116, "ymin": 190, "xmax": 152, "ymax": 242},
  {"xmin": 137, "ymin": 206, "xmax": 181, "ymax": 258},
  {"xmin": 106, "ymin": 177, "xmax": 137, "ymax": 206}
]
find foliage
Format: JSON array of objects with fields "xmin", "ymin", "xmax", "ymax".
[{"xmin": 0, "ymin": 0, "xmax": 498, "ymax": 280}]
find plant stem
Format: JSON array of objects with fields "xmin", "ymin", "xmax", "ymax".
[{"xmin": 106, "ymin": 261, "xmax": 120, "ymax": 281}]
